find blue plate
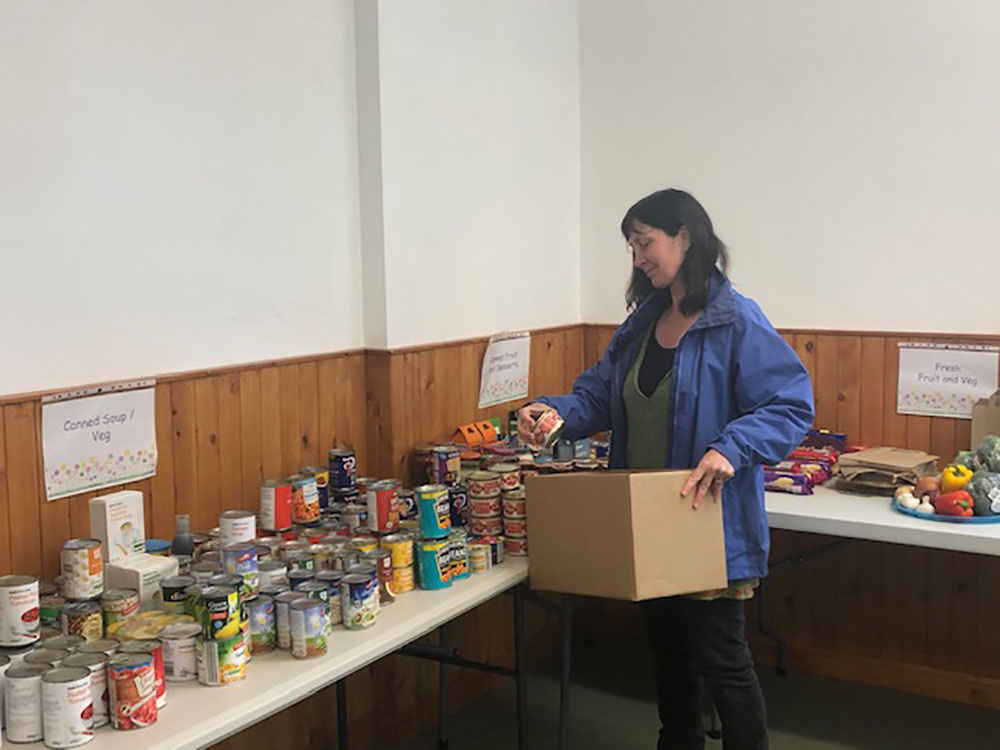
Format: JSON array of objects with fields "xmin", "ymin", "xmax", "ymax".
[{"xmin": 890, "ymin": 498, "xmax": 1000, "ymax": 524}]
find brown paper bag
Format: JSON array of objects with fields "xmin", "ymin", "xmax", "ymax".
[{"xmin": 971, "ymin": 390, "xmax": 1000, "ymax": 449}]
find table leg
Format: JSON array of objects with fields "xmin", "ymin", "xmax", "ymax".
[
  {"xmin": 559, "ymin": 595, "xmax": 571, "ymax": 750},
  {"xmin": 438, "ymin": 624, "xmax": 449, "ymax": 750},
  {"xmin": 514, "ymin": 584, "xmax": 528, "ymax": 750},
  {"xmin": 336, "ymin": 679, "xmax": 347, "ymax": 749}
]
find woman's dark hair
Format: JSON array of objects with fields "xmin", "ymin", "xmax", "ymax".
[{"xmin": 621, "ymin": 189, "xmax": 729, "ymax": 314}]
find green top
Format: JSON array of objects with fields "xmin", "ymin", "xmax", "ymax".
[{"xmin": 624, "ymin": 324, "xmax": 674, "ymax": 470}]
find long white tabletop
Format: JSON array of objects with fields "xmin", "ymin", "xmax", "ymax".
[
  {"xmin": 9, "ymin": 557, "xmax": 529, "ymax": 750},
  {"xmin": 765, "ymin": 485, "xmax": 1000, "ymax": 556}
]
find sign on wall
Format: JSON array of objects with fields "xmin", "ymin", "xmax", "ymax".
[
  {"xmin": 42, "ymin": 383, "xmax": 158, "ymax": 501},
  {"xmin": 897, "ymin": 343, "xmax": 999, "ymax": 419},
  {"xmin": 478, "ymin": 331, "xmax": 531, "ymax": 408}
]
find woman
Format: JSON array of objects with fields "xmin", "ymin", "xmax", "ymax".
[{"xmin": 518, "ymin": 189, "xmax": 814, "ymax": 749}]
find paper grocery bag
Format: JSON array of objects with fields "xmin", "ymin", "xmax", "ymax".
[{"xmin": 972, "ymin": 390, "xmax": 1000, "ymax": 449}]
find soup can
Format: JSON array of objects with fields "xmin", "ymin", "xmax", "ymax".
[
  {"xmin": 59, "ymin": 539, "xmax": 104, "ymax": 602},
  {"xmin": 428, "ymin": 445, "xmax": 461, "ymax": 486},
  {"xmin": 40, "ymin": 595, "xmax": 66, "ymax": 630},
  {"xmin": 416, "ymin": 539, "xmax": 452, "ymax": 590},
  {"xmin": 416, "ymin": 484, "xmax": 451, "ymax": 539},
  {"xmin": 25, "ymin": 648, "xmax": 70, "ymax": 669},
  {"xmin": 289, "ymin": 474, "xmax": 321, "ymax": 524},
  {"xmin": 157, "ymin": 622, "xmax": 200, "ymax": 682},
  {"xmin": 470, "ymin": 514, "xmax": 503, "ymax": 537},
  {"xmin": 391, "ymin": 565, "xmax": 415, "ymax": 594},
  {"xmin": 259, "ymin": 559, "xmax": 289, "ymax": 588},
  {"xmin": 107, "ymin": 652, "xmax": 157, "ymax": 729},
  {"xmin": 469, "ymin": 542, "xmax": 492, "ymax": 573},
  {"xmin": 0, "ymin": 574, "xmax": 40, "ymax": 647},
  {"xmin": 100, "ymin": 588, "xmax": 140, "ymax": 632},
  {"xmin": 505, "ymin": 536, "xmax": 529, "ymax": 556},
  {"xmin": 380, "ymin": 533, "xmax": 414, "ymax": 568},
  {"xmin": 503, "ymin": 517, "xmax": 528, "ymax": 537},
  {"xmin": 248, "ymin": 595, "xmax": 276, "ymax": 654},
  {"xmin": 219, "ymin": 510, "xmax": 256, "ymax": 547},
  {"xmin": 274, "ymin": 591, "xmax": 308, "ymax": 650},
  {"xmin": 448, "ymin": 484, "xmax": 469, "ymax": 528},
  {"xmin": 5, "ymin": 663, "xmax": 50, "ymax": 742},
  {"xmin": 190, "ymin": 561, "xmax": 222, "ymax": 584},
  {"xmin": 61, "ymin": 601, "xmax": 102, "ymax": 642},
  {"xmin": 63, "ymin": 652, "xmax": 109, "ymax": 729},
  {"xmin": 41, "ymin": 666, "xmax": 93, "ymax": 748},
  {"xmin": 396, "ymin": 488, "xmax": 417, "ymax": 520},
  {"xmin": 492, "ymin": 463, "xmax": 521, "ymax": 491},
  {"xmin": 289, "ymin": 598, "xmax": 327, "ymax": 658},
  {"xmin": 328, "ymin": 448, "xmax": 357, "ymax": 489},
  {"xmin": 532, "ymin": 409, "xmax": 565, "ymax": 451},
  {"xmin": 470, "ymin": 494, "xmax": 501, "ymax": 516},
  {"xmin": 159, "ymin": 577, "xmax": 195, "ymax": 614},
  {"xmin": 259, "ymin": 479, "xmax": 293, "ymax": 532},
  {"xmin": 222, "ymin": 542, "xmax": 260, "ymax": 601},
  {"xmin": 40, "ymin": 635, "xmax": 85, "ymax": 653},
  {"xmin": 196, "ymin": 634, "xmax": 247, "ymax": 686},
  {"xmin": 200, "ymin": 585, "xmax": 241, "ymax": 640},
  {"xmin": 302, "ymin": 465, "xmax": 331, "ymax": 510},
  {"xmin": 340, "ymin": 574, "xmax": 379, "ymax": 631},
  {"xmin": 502, "ymin": 489, "xmax": 527, "ymax": 519},
  {"xmin": 77, "ymin": 639, "xmax": 120, "ymax": 658},
  {"xmin": 466, "ymin": 471, "xmax": 501, "ymax": 497},
  {"xmin": 366, "ymin": 480, "xmax": 400, "ymax": 533},
  {"xmin": 119, "ymin": 640, "xmax": 165, "ymax": 709}
]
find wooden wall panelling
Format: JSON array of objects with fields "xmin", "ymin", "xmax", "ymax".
[
  {"xmin": 882, "ymin": 336, "xmax": 908, "ymax": 448},
  {"xmin": 0, "ymin": 408, "xmax": 11, "ymax": 574},
  {"xmin": 278, "ymin": 365, "xmax": 302, "ymax": 479},
  {"xmin": 218, "ymin": 373, "xmax": 243, "ymax": 513},
  {"xmin": 238, "ymin": 370, "xmax": 263, "ymax": 514},
  {"xmin": 259, "ymin": 366, "xmax": 282, "ymax": 481},
  {"xmin": 170, "ymin": 380, "xmax": 199, "ymax": 530},
  {"xmin": 151, "ymin": 383, "xmax": 177, "ymax": 538},
  {"xmin": 4, "ymin": 403, "xmax": 44, "ymax": 576},
  {"xmin": 194, "ymin": 377, "xmax": 223, "ymax": 534}
]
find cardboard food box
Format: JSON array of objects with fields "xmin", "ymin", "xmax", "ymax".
[
  {"xmin": 972, "ymin": 390, "xmax": 1000, "ymax": 449},
  {"xmin": 524, "ymin": 470, "xmax": 727, "ymax": 601},
  {"xmin": 105, "ymin": 554, "xmax": 179, "ymax": 606},
  {"xmin": 89, "ymin": 490, "xmax": 146, "ymax": 564}
]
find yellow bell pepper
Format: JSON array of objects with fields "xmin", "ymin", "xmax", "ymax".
[{"xmin": 940, "ymin": 463, "xmax": 973, "ymax": 493}]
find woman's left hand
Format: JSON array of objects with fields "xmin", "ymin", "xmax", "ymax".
[{"xmin": 681, "ymin": 449, "xmax": 735, "ymax": 509}]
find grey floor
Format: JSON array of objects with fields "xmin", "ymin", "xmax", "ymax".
[{"xmin": 390, "ymin": 641, "xmax": 999, "ymax": 749}]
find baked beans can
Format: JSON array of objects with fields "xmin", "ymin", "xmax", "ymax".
[
  {"xmin": 274, "ymin": 591, "xmax": 308, "ymax": 650},
  {"xmin": 505, "ymin": 536, "xmax": 529, "ymax": 556},
  {"xmin": 396, "ymin": 488, "xmax": 417, "ymax": 520},
  {"xmin": 196, "ymin": 635, "xmax": 246, "ymax": 686},
  {"xmin": 25, "ymin": 648, "xmax": 70, "ymax": 669},
  {"xmin": 448, "ymin": 484, "xmax": 469, "ymax": 528},
  {"xmin": 366, "ymin": 479, "xmax": 400, "ymax": 533},
  {"xmin": 448, "ymin": 531, "xmax": 470, "ymax": 581},
  {"xmin": 59, "ymin": 540, "xmax": 104, "ymax": 602},
  {"xmin": 0, "ymin": 575, "xmax": 40, "ymax": 647},
  {"xmin": 380, "ymin": 533, "xmax": 414, "ymax": 568},
  {"xmin": 259, "ymin": 479, "xmax": 293, "ymax": 532},
  {"xmin": 391, "ymin": 565, "xmax": 415, "ymax": 594},
  {"xmin": 289, "ymin": 598, "xmax": 327, "ymax": 658},
  {"xmin": 157, "ymin": 622, "xmax": 200, "ymax": 682},
  {"xmin": 62, "ymin": 653, "xmax": 108, "ymax": 730},
  {"xmin": 289, "ymin": 474, "xmax": 321, "ymax": 524},
  {"xmin": 40, "ymin": 635, "xmax": 85, "ymax": 653},
  {"xmin": 40, "ymin": 596, "xmax": 66, "ymax": 630},
  {"xmin": 476, "ymin": 535, "xmax": 506, "ymax": 565},
  {"xmin": 469, "ymin": 543, "xmax": 492, "ymax": 573},
  {"xmin": 119, "ymin": 641, "xmax": 165, "ymax": 710},
  {"xmin": 467, "ymin": 471, "xmax": 501, "ymax": 497},
  {"xmin": 107, "ymin": 653, "xmax": 157, "ymax": 730},
  {"xmin": 328, "ymin": 448, "xmax": 358, "ymax": 489},
  {"xmin": 470, "ymin": 514, "xmax": 503, "ymax": 537},
  {"xmin": 503, "ymin": 517, "xmax": 528, "ymax": 537},
  {"xmin": 416, "ymin": 484, "xmax": 451, "ymax": 539},
  {"xmin": 190, "ymin": 561, "xmax": 223, "ymax": 584},
  {"xmin": 416, "ymin": 539, "xmax": 452, "ymax": 590},
  {"xmin": 61, "ymin": 602, "xmax": 102, "ymax": 642},
  {"xmin": 428, "ymin": 445, "xmax": 461, "ymax": 486},
  {"xmin": 259, "ymin": 559, "xmax": 289, "ymax": 588},
  {"xmin": 159, "ymin": 576, "xmax": 195, "ymax": 614},
  {"xmin": 502, "ymin": 489, "xmax": 527, "ymax": 518},
  {"xmin": 340, "ymin": 574, "xmax": 378, "ymax": 630},
  {"xmin": 100, "ymin": 588, "xmax": 139, "ymax": 632},
  {"xmin": 5, "ymin": 663, "xmax": 50, "ymax": 742},
  {"xmin": 41, "ymin": 666, "xmax": 93, "ymax": 748},
  {"xmin": 219, "ymin": 510, "xmax": 256, "ymax": 547},
  {"xmin": 470, "ymin": 494, "xmax": 502, "ymax": 516},
  {"xmin": 302, "ymin": 465, "xmax": 331, "ymax": 510},
  {"xmin": 200, "ymin": 585, "xmax": 241, "ymax": 640},
  {"xmin": 248, "ymin": 595, "xmax": 276, "ymax": 654},
  {"xmin": 222, "ymin": 542, "xmax": 260, "ymax": 601},
  {"xmin": 77, "ymin": 639, "xmax": 120, "ymax": 658}
]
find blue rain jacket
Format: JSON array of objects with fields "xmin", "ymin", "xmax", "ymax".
[{"xmin": 537, "ymin": 271, "xmax": 814, "ymax": 580}]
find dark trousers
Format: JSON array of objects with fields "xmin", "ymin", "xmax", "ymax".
[{"xmin": 643, "ymin": 596, "xmax": 768, "ymax": 750}]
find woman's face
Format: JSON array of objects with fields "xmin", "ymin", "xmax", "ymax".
[{"xmin": 628, "ymin": 220, "xmax": 689, "ymax": 289}]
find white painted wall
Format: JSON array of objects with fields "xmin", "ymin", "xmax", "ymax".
[
  {"xmin": 376, "ymin": 0, "xmax": 582, "ymax": 348},
  {"xmin": 0, "ymin": 1, "xmax": 364, "ymax": 396},
  {"xmin": 580, "ymin": 0, "xmax": 1000, "ymax": 334}
]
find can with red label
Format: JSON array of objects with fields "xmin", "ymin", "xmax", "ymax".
[
  {"xmin": 60, "ymin": 539, "xmax": 104, "ymax": 602},
  {"xmin": 63, "ymin": 652, "xmax": 109, "ymax": 729},
  {"xmin": 301, "ymin": 466, "xmax": 331, "ymax": 509},
  {"xmin": 532, "ymin": 409, "xmax": 565, "ymax": 450},
  {"xmin": 289, "ymin": 474, "xmax": 321, "ymax": 524},
  {"xmin": 470, "ymin": 494, "xmax": 501, "ymax": 516},
  {"xmin": 359, "ymin": 548, "xmax": 395, "ymax": 606},
  {"xmin": 503, "ymin": 517, "xmax": 528, "ymax": 537},
  {"xmin": 505, "ymin": 536, "xmax": 529, "ymax": 556},
  {"xmin": 466, "ymin": 471, "xmax": 501, "ymax": 497},
  {"xmin": 502, "ymin": 488, "xmax": 527, "ymax": 518},
  {"xmin": 492, "ymin": 463, "xmax": 521, "ymax": 491},
  {"xmin": 0, "ymin": 575, "xmax": 40, "ymax": 647},
  {"xmin": 366, "ymin": 479, "xmax": 400, "ymax": 533},
  {"xmin": 107, "ymin": 652, "xmax": 157, "ymax": 730},
  {"xmin": 470, "ymin": 514, "xmax": 503, "ymax": 536},
  {"xmin": 5, "ymin": 664, "xmax": 50, "ymax": 742},
  {"xmin": 474, "ymin": 535, "xmax": 506, "ymax": 565},
  {"xmin": 260, "ymin": 479, "xmax": 293, "ymax": 532},
  {"xmin": 328, "ymin": 448, "xmax": 358, "ymax": 489},
  {"xmin": 219, "ymin": 510, "xmax": 256, "ymax": 547},
  {"xmin": 41, "ymin": 667, "xmax": 94, "ymax": 748},
  {"xmin": 119, "ymin": 640, "xmax": 166, "ymax": 709}
]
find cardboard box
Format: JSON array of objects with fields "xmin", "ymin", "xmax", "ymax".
[
  {"xmin": 972, "ymin": 390, "xmax": 1000, "ymax": 449},
  {"xmin": 525, "ymin": 470, "xmax": 727, "ymax": 600},
  {"xmin": 89, "ymin": 490, "xmax": 146, "ymax": 564},
  {"xmin": 105, "ymin": 554, "xmax": 179, "ymax": 606}
]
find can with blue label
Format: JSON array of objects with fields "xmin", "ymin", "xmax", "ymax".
[
  {"xmin": 416, "ymin": 539, "xmax": 452, "ymax": 590},
  {"xmin": 340, "ymin": 574, "xmax": 379, "ymax": 630},
  {"xmin": 416, "ymin": 484, "xmax": 451, "ymax": 539},
  {"xmin": 396, "ymin": 488, "xmax": 417, "ymax": 520},
  {"xmin": 448, "ymin": 530, "xmax": 470, "ymax": 581},
  {"xmin": 222, "ymin": 542, "xmax": 259, "ymax": 601},
  {"xmin": 448, "ymin": 484, "xmax": 469, "ymax": 528},
  {"xmin": 302, "ymin": 466, "xmax": 331, "ymax": 509},
  {"xmin": 328, "ymin": 448, "xmax": 357, "ymax": 489}
]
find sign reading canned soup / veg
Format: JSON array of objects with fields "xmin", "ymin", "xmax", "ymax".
[
  {"xmin": 42, "ymin": 385, "xmax": 158, "ymax": 501},
  {"xmin": 478, "ymin": 331, "xmax": 530, "ymax": 408},
  {"xmin": 897, "ymin": 343, "xmax": 999, "ymax": 419}
]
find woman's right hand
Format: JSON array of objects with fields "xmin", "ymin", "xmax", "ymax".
[{"xmin": 517, "ymin": 403, "xmax": 556, "ymax": 447}]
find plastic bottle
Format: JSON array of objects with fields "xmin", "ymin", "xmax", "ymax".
[{"xmin": 170, "ymin": 514, "xmax": 195, "ymax": 556}]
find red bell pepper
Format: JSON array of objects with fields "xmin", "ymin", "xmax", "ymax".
[{"xmin": 932, "ymin": 490, "xmax": 974, "ymax": 517}]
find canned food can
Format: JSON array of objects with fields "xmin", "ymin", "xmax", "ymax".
[
  {"xmin": 274, "ymin": 591, "xmax": 308, "ymax": 650},
  {"xmin": 328, "ymin": 448, "xmax": 357, "ymax": 489},
  {"xmin": 279, "ymin": 539, "xmax": 309, "ymax": 557},
  {"xmin": 390, "ymin": 565, "xmax": 415, "ymax": 594},
  {"xmin": 208, "ymin": 573, "xmax": 243, "ymax": 590},
  {"xmin": 492, "ymin": 463, "xmax": 521, "ymax": 491},
  {"xmin": 40, "ymin": 595, "xmax": 66, "ymax": 630},
  {"xmin": 198, "ymin": 549, "xmax": 222, "ymax": 564},
  {"xmin": 157, "ymin": 622, "xmax": 200, "ymax": 682},
  {"xmin": 59, "ymin": 539, "xmax": 104, "ymax": 602},
  {"xmin": 41, "ymin": 666, "xmax": 93, "ymax": 748},
  {"xmin": 190, "ymin": 561, "xmax": 222, "ymax": 584},
  {"xmin": 222, "ymin": 542, "xmax": 260, "ymax": 601},
  {"xmin": 505, "ymin": 536, "xmax": 529, "ymax": 556},
  {"xmin": 254, "ymin": 543, "xmax": 272, "ymax": 563},
  {"xmin": 288, "ymin": 598, "xmax": 327, "ymax": 658},
  {"xmin": 470, "ymin": 494, "xmax": 502, "ymax": 516},
  {"xmin": 466, "ymin": 471, "xmax": 501, "ymax": 497},
  {"xmin": 380, "ymin": 533, "xmax": 414, "ymax": 568},
  {"xmin": 476, "ymin": 535, "xmax": 506, "ymax": 565},
  {"xmin": 248, "ymin": 595, "xmax": 276, "ymax": 654},
  {"xmin": 61, "ymin": 601, "xmax": 102, "ymax": 642},
  {"xmin": 416, "ymin": 539, "xmax": 452, "ymax": 590},
  {"xmin": 416, "ymin": 485, "xmax": 451, "ymax": 539},
  {"xmin": 308, "ymin": 543, "xmax": 336, "ymax": 571},
  {"xmin": 532, "ymin": 409, "xmax": 565, "ymax": 451},
  {"xmin": 283, "ymin": 548, "xmax": 316, "ymax": 572},
  {"xmin": 200, "ymin": 586, "xmax": 241, "ymax": 640},
  {"xmin": 302, "ymin": 466, "xmax": 331, "ymax": 509},
  {"xmin": 40, "ymin": 635, "xmax": 85, "ymax": 653},
  {"xmin": 360, "ymin": 549, "xmax": 395, "ymax": 606},
  {"xmin": 259, "ymin": 479, "xmax": 293, "ymax": 532},
  {"xmin": 503, "ymin": 517, "xmax": 528, "ymax": 537},
  {"xmin": 182, "ymin": 584, "xmax": 208, "ymax": 621},
  {"xmin": 119, "ymin": 640, "xmax": 165, "ymax": 709},
  {"xmin": 341, "ymin": 503, "xmax": 367, "ymax": 531},
  {"xmin": 289, "ymin": 474, "xmax": 321, "ymax": 524},
  {"xmin": 0, "ymin": 575, "xmax": 40, "ymax": 647},
  {"xmin": 259, "ymin": 559, "xmax": 289, "ymax": 588},
  {"xmin": 77, "ymin": 639, "xmax": 120, "ymax": 657},
  {"xmin": 365, "ymin": 479, "xmax": 400, "ymax": 533},
  {"xmin": 470, "ymin": 514, "xmax": 503, "ymax": 537},
  {"xmin": 448, "ymin": 532, "xmax": 470, "ymax": 581},
  {"xmin": 469, "ymin": 543, "xmax": 492, "ymax": 573},
  {"xmin": 448, "ymin": 484, "xmax": 469, "ymax": 528},
  {"xmin": 428, "ymin": 445, "xmax": 461, "ymax": 486},
  {"xmin": 107, "ymin": 653, "xmax": 157, "ymax": 729},
  {"xmin": 332, "ymin": 486, "xmax": 361, "ymax": 506},
  {"xmin": 219, "ymin": 510, "xmax": 256, "ymax": 547},
  {"xmin": 288, "ymin": 569, "xmax": 315, "ymax": 590},
  {"xmin": 5, "ymin": 663, "xmax": 50, "ymax": 742},
  {"xmin": 344, "ymin": 561, "xmax": 377, "ymax": 584},
  {"xmin": 296, "ymin": 581, "xmax": 331, "ymax": 635},
  {"xmin": 100, "ymin": 588, "xmax": 140, "ymax": 632},
  {"xmin": 502, "ymin": 492, "xmax": 527, "ymax": 519},
  {"xmin": 159, "ymin": 576, "xmax": 195, "ymax": 614},
  {"xmin": 333, "ymin": 546, "xmax": 360, "ymax": 572},
  {"xmin": 340, "ymin": 574, "xmax": 379, "ymax": 631},
  {"xmin": 25, "ymin": 648, "xmax": 70, "ymax": 669},
  {"xmin": 259, "ymin": 583, "xmax": 290, "ymax": 599},
  {"xmin": 349, "ymin": 535, "xmax": 379, "ymax": 553},
  {"xmin": 313, "ymin": 571, "xmax": 345, "ymax": 625},
  {"xmin": 63, "ymin": 652, "xmax": 109, "ymax": 729},
  {"xmin": 196, "ymin": 635, "xmax": 247, "ymax": 686},
  {"xmin": 396, "ymin": 488, "xmax": 417, "ymax": 520}
]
